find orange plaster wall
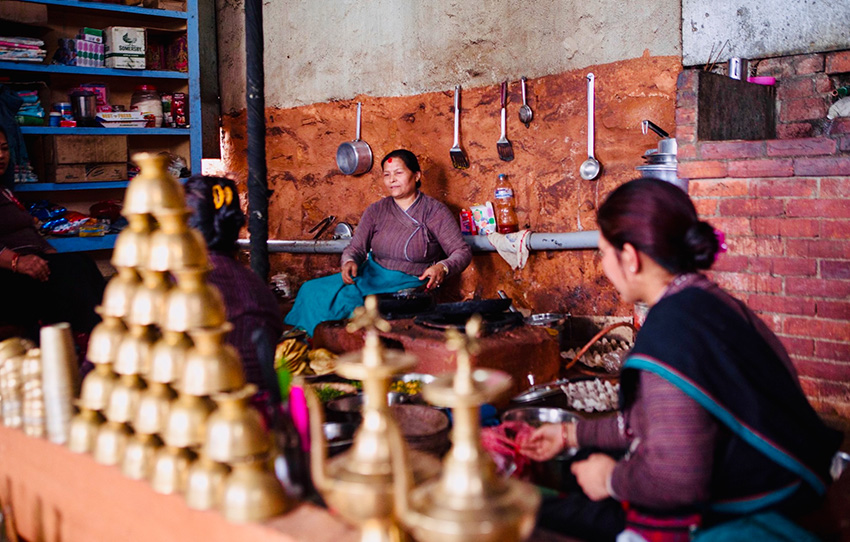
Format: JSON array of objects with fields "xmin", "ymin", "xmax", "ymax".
[{"xmin": 220, "ymin": 54, "xmax": 682, "ymax": 318}]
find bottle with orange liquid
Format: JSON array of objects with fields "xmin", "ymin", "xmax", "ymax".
[{"xmin": 493, "ymin": 174, "xmax": 519, "ymax": 233}]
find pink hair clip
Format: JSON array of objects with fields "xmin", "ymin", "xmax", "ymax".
[{"xmin": 714, "ymin": 229, "xmax": 728, "ymax": 262}]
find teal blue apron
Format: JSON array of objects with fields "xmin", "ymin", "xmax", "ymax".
[{"xmin": 284, "ymin": 258, "xmax": 425, "ymax": 336}]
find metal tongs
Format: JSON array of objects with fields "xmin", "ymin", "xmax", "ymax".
[{"xmin": 308, "ymin": 215, "xmax": 336, "ymax": 240}]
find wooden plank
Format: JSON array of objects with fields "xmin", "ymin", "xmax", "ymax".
[{"xmin": 697, "ymin": 71, "xmax": 776, "ymax": 141}]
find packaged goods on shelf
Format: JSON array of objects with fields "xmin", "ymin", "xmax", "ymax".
[
  {"xmin": 166, "ymin": 34, "xmax": 188, "ymax": 72},
  {"xmin": 104, "ymin": 26, "xmax": 145, "ymax": 69},
  {"xmin": 0, "ymin": 36, "xmax": 46, "ymax": 63},
  {"xmin": 79, "ymin": 27, "xmax": 102, "ymax": 44},
  {"xmin": 74, "ymin": 38, "xmax": 104, "ymax": 67},
  {"xmin": 96, "ymin": 111, "xmax": 148, "ymax": 128}
]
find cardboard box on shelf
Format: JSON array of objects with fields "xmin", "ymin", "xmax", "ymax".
[
  {"xmin": 0, "ymin": 1, "xmax": 47, "ymax": 24},
  {"xmin": 51, "ymin": 163, "xmax": 128, "ymax": 183},
  {"xmin": 104, "ymin": 26, "xmax": 146, "ymax": 69},
  {"xmin": 143, "ymin": 0, "xmax": 186, "ymax": 10},
  {"xmin": 45, "ymin": 135, "xmax": 128, "ymax": 165}
]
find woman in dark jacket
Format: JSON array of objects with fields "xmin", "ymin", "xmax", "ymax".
[
  {"xmin": 521, "ymin": 178, "xmax": 841, "ymax": 542},
  {"xmin": 0, "ymin": 125, "xmax": 105, "ymax": 342}
]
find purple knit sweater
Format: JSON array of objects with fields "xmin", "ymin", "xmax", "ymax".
[
  {"xmin": 341, "ymin": 193, "xmax": 472, "ymax": 278},
  {"xmin": 576, "ymin": 274, "xmax": 798, "ymax": 510}
]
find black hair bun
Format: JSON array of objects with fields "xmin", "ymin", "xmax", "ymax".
[{"xmin": 685, "ymin": 221, "xmax": 720, "ymax": 270}]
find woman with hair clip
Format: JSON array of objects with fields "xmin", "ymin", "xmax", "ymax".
[
  {"xmin": 285, "ymin": 148, "xmax": 472, "ymax": 336},
  {"xmin": 184, "ymin": 174, "xmax": 283, "ymax": 390},
  {"xmin": 520, "ymin": 178, "xmax": 841, "ymax": 542}
]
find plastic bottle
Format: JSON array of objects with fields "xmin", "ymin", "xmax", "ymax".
[
  {"xmin": 130, "ymin": 84, "xmax": 163, "ymax": 128},
  {"xmin": 493, "ymin": 174, "xmax": 519, "ymax": 233}
]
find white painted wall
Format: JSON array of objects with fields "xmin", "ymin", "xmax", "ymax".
[
  {"xmin": 215, "ymin": 0, "xmax": 682, "ymax": 113},
  {"xmin": 683, "ymin": 0, "xmax": 850, "ymax": 66}
]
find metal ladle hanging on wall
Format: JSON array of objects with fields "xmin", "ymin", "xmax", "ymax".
[{"xmin": 579, "ymin": 73, "xmax": 601, "ymax": 180}]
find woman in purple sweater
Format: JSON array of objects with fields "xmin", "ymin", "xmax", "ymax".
[
  {"xmin": 520, "ymin": 178, "xmax": 840, "ymax": 541},
  {"xmin": 285, "ymin": 149, "xmax": 472, "ymax": 336}
]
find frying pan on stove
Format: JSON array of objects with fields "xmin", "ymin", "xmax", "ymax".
[
  {"xmin": 433, "ymin": 298, "xmax": 512, "ymax": 316},
  {"xmin": 376, "ymin": 290, "xmax": 434, "ymax": 317}
]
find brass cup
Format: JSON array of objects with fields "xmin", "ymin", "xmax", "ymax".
[
  {"xmin": 111, "ymin": 213, "xmax": 154, "ymax": 269},
  {"xmin": 134, "ymin": 381, "xmax": 177, "ymax": 436},
  {"xmin": 149, "ymin": 330, "xmax": 192, "ymax": 386},
  {"xmin": 147, "ymin": 209, "xmax": 209, "ymax": 272},
  {"xmin": 123, "ymin": 152, "xmax": 186, "ymax": 216},
  {"xmin": 185, "ymin": 456, "xmax": 230, "ymax": 510},
  {"xmin": 79, "ymin": 362, "xmax": 118, "ymax": 412},
  {"xmin": 181, "ymin": 325, "xmax": 245, "ymax": 396},
  {"xmin": 150, "ymin": 444, "xmax": 195, "ymax": 495},
  {"xmin": 100, "ymin": 267, "xmax": 141, "ymax": 320},
  {"xmin": 163, "ymin": 268, "xmax": 226, "ymax": 333},
  {"xmin": 125, "ymin": 270, "xmax": 172, "ymax": 327},
  {"xmin": 0, "ymin": 337, "xmax": 34, "ymax": 365},
  {"xmin": 114, "ymin": 324, "xmax": 157, "ymax": 377},
  {"xmin": 162, "ymin": 393, "xmax": 214, "ymax": 448},
  {"xmin": 86, "ymin": 309, "xmax": 127, "ymax": 365},
  {"xmin": 203, "ymin": 385, "xmax": 269, "ymax": 464},
  {"xmin": 93, "ymin": 420, "xmax": 133, "ymax": 466},
  {"xmin": 40, "ymin": 322, "xmax": 78, "ymax": 444},
  {"xmin": 67, "ymin": 407, "xmax": 105, "ymax": 454},
  {"xmin": 220, "ymin": 458, "xmax": 289, "ymax": 523},
  {"xmin": 121, "ymin": 433, "xmax": 163, "ymax": 480},
  {"xmin": 104, "ymin": 374, "xmax": 147, "ymax": 424}
]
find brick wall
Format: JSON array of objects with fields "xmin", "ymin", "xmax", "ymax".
[
  {"xmin": 756, "ymin": 50, "xmax": 850, "ymax": 139},
  {"xmin": 676, "ymin": 55, "xmax": 850, "ymax": 425}
]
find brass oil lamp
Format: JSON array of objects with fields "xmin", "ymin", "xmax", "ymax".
[
  {"xmin": 395, "ymin": 316, "xmax": 541, "ymax": 542},
  {"xmin": 308, "ymin": 296, "xmax": 439, "ymax": 542}
]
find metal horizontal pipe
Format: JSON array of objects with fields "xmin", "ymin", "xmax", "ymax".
[{"xmin": 236, "ymin": 230, "xmax": 599, "ymax": 254}]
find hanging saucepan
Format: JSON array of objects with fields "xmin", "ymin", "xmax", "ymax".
[{"xmin": 336, "ymin": 102, "xmax": 373, "ymax": 176}]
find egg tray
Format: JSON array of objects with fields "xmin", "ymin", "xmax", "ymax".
[
  {"xmin": 559, "ymin": 378, "xmax": 620, "ymax": 413},
  {"xmin": 562, "ymin": 322, "xmax": 637, "ymax": 374}
]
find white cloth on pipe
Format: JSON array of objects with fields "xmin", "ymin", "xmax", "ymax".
[
  {"xmin": 827, "ymin": 96, "xmax": 850, "ymax": 119},
  {"xmin": 486, "ymin": 229, "xmax": 531, "ymax": 270}
]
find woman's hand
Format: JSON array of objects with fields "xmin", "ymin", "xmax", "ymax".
[
  {"xmin": 571, "ymin": 453, "xmax": 617, "ymax": 501},
  {"xmin": 419, "ymin": 263, "xmax": 448, "ymax": 290},
  {"xmin": 341, "ymin": 260, "xmax": 358, "ymax": 285},
  {"xmin": 17, "ymin": 254, "xmax": 50, "ymax": 282},
  {"xmin": 518, "ymin": 422, "xmax": 576, "ymax": 462}
]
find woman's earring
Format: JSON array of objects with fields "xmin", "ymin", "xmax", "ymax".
[{"xmin": 629, "ymin": 266, "xmax": 636, "ymax": 273}]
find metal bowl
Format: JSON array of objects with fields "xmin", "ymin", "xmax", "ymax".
[
  {"xmin": 323, "ymin": 422, "xmax": 357, "ymax": 457},
  {"xmin": 832, "ymin": 451, "xmax": 850, "ymax": 481},
  {"xmin": 524, "ymin": 313, "xmax": 567, "ymax": 327},
  {"xmin": 501, "ymin": 407, "xmax": 581, "ymax": 426}
]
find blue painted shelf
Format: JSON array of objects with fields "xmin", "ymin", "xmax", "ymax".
[
  {"xmin": 16, "ymin": 0, "xmax": 187, "ymax": 19},
  {"xmin": 47, "ymin": 234, "xmax": 117, "ymax": 253},
  {"xmin": 8, "ymin": 0, "xmax": 207, "ymax": 254},
  {"xmin": 21, "ymin": 126, "xmax": 191, "ymax": 136},
  {"xmin": 14, "ymin": 181, "xmax": 129, "ymax": 191},
  {"xmin": 0, "ymin": 61, "xmax": 189, "ymax": 80}
]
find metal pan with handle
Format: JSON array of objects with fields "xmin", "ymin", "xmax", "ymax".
[{"xmin": 336, "ymin": 102, "xmax": 373, "ymax": 176}]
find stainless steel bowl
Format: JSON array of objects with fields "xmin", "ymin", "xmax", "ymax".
[
  {"xmin": 322, "ymin": 422, "xmax": 357, "ymax": 457},
  {"xmin": 501, "ymin": 407, "xmax": 581, "ymax": 426},
  {"xmin": 831, "ymin": 451, "xmax": 850, "ymax": 481}
]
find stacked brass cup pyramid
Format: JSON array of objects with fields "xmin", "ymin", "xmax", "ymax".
[{"xmin": 72, "ymin": 152, "xmax": 289, "ymax": 522}]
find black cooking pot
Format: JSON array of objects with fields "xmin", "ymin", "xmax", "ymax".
[
  {"xmin": 433, "ymin": 298, "xmax": 512, "ymax": 316},
  {"xmin": 376, "ymin": 290, "xmax": 434, "ymax": 318}
]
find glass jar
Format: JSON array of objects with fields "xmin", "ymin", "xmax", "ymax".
[{"xmin": 130, "ymin": 85, "xmax": 163, "ymax": 128}]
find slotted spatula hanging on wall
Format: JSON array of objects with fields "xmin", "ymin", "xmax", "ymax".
[
  {"xmin": 450, "ymin": 85, "xmax": 469, "ymax": 169},
  {"xmin": 496, "ymin": 80, "xmax": 514, "ymax": 161}
]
